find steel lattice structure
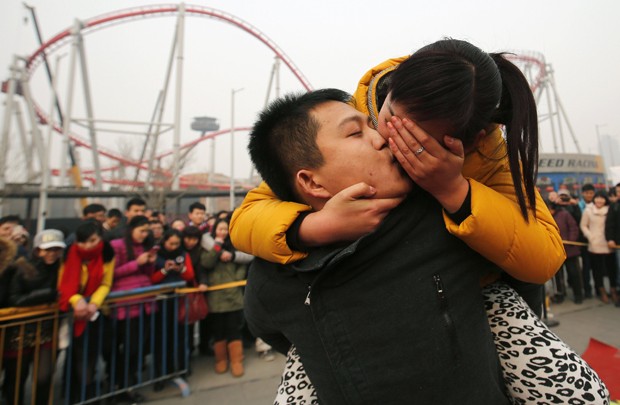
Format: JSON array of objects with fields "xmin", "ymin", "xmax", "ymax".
[
  {"xmin": 2, "ymin": 3, "xmax": 313, "ymax": 193},
  {"xmin": 506, "ymin": 52, "xmax": 580, "ymax": 154}
]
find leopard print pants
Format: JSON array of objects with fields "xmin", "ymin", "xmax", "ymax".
[{"xmin": 273, "ymin": 282, "xmax": 610, "ymax": 404}]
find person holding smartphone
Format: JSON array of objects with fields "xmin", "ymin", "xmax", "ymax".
[{"xmin": 107, "ymin": 215, "xmax": 156, "ymax": 403}]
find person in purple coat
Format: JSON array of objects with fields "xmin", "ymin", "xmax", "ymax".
[
  {"xmin": 549, "ymin": 200, "xmax": 584, "ymax": 303},
  {"xmin": 107, "ymin": 215, "xmax": 157, "ymax": 402}
]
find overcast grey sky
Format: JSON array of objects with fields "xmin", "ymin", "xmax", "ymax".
[{"xmin": 1, "ymin": 0, "xmax": 619, "ymax": 184}]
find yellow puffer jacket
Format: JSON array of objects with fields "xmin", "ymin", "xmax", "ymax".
[{"xmin": 230, "ymin": 58, "xmax": 565, "ymax": 283}]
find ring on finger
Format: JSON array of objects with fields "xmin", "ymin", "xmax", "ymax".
[{"xmin": 414, "ymin": 146, "xmax": 425, "ymax": 156}]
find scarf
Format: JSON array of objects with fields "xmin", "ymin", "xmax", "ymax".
[{"xmin": 59, "ymin": 241, "xmax": 105, "ymax": 336}]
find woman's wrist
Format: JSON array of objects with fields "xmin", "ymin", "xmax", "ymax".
[
  {"xmin": 434, "ymin": 177, "xmax": 470, "ymax": 214},
  {"xmin": 299, "ymin": 211, "xmax": 338, "ymax": 247}
]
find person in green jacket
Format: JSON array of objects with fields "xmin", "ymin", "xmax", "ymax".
[{"xmin": 201, "ymin": 218, "xmax": 252, "ymax": 377}]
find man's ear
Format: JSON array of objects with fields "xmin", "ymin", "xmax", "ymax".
[{"xmin": 296, "ymin": 169, "xmax": 332, "ymax": 200}]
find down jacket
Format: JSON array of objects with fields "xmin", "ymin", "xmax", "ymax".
[
  {"xmin": 109, "ymin": 238, "xmax": 155, "ymax": 319},
  {"xmin": 230, "ymin": 57, "xmax": 565, "ymax": 284}
]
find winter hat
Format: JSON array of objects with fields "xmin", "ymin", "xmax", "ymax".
[{"xmin": 34, "ymin": 229, "xmax": 66, "ymax": 250}]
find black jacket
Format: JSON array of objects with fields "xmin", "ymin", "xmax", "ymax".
[
  {"xmin": 0, "ymin": 237, "xmax": 17, "ymax": 308},
  {"xmin": 8, "ymin": 258, "xmax": 59, "ymax": 307},
  {"xmin": 245, "ymin": 190, "xmax": 508, "ymax": 405},
  {"xmin": 605, "ymin": 201, "xmax": 620, "ymax": 243},
  {"xmin": 4, "ymin": 257, "xmax": 60, "ymax": 351}
]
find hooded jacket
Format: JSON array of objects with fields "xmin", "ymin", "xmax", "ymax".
[{"xmin": 230, "ymin": 57, "xmax": 565, "ymax": 284}]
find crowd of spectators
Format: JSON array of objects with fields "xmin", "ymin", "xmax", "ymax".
[
  {"xmin": 0, "ymin": 198, "xmax": 270, "ymax": 404},
  {"xmin": 546, "ymin": 183, "xmax": 620, "ymax": 307}
]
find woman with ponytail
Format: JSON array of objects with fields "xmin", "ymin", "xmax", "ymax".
[
  {"xmin": 59, "ymin": 220, "xmax": 115, "ymax": 403},
  {"xmin": 231, "ymin": 41, "xmax": 564, "ymax": 304},
  {"xmin": 231, "ymin": 39, "xmax": 609, "ymax": 404},
  {"xmin": 379, "ymin": 39, "xmax": 554, "ymax": 313}
]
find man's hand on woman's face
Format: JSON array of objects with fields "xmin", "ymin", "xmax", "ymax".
[{"xmin": 299, "ymin": 182, "xmax": 405, "ymax": 247}]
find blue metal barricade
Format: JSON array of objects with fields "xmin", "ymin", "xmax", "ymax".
[
  {"xmin": 62, "ymin": 281, "xmax": 188, "ymax": 404},
  {"xmin": 0, "ymin": 305, "xmax": 61, "ymax": 405},
  {"xmin": 1, "ymin": 280, "xmax": 243, "ymax": 404}
]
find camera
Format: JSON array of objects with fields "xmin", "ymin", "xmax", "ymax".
[{"xmin": 559, "ymin": 194, "xmax": 571, "ymax": 202}]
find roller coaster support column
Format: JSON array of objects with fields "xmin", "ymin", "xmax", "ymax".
[
  {"xmin": 147, "ymin": 29, "xmax": 178, "ymax": 191},
  {"xmin": 61, "ymin": 21, "xmax": 80, "ymax": 187},
  {"xmin": 230, "ymin": 88, "xmax": 243, "ymax": 210},
  {"xmin": 208, "ymin": 135, "xmax": 215, "ymax": 212},
  {"xmin": 542, "ymin": 69, "xmax": 560, "ymax": 153},
  {"xmin": 0, "ymin": 57, "xmax": 19, "ymax": 216},
  {"xmin": 548, "ymin": 68, "xmax": 581, "ymax": 154},
  {"xmin": 37, "ymin": 55, "xmax": 64, "ymax": 232},
  {"xmin": 19, "ymin": 66, "xmax": 48, "ymax": 223},
  {"xmin": 76, "ymin": 21, "xmax": 103, "ymax": 190},
  {"xmin": 134, "ymin": 91, "xmax": 162, "ymax": 190},
  {"xmin": 249, "ymin": 57, "xmax": 282, "ymax": 181},
  {"xmin": 171, "ymin": 3, "xmax": 186, "ymax": 190},
  {"xmin": 14, "ymin": 103, "xmax": 34, "ymax": 181}
]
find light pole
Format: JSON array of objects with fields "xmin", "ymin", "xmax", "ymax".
[
  {"xmin": 190, "ymin": 116, "xmax": 219, "ymax": 212},
  {"xmin": 596, "ymin": 124, "xmax": 607, "ymax": 154},
  {"xmin": 230, "ymin": 88, "xmax": 244, "ymax": 210},
  {"xmin": 596, "ymin": 124, "xmax": 609, "ymax": 185}
]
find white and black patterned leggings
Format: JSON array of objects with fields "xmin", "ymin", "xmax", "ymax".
[{"xmin": 274, "ymin": 282, "xmax": 610, "ymax": 405}]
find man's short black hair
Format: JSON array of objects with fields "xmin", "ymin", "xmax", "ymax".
[
  {"xmin": 107, "ymin": 208, "xmax": 122, "ymax": 219},
  {"xmin": 189, "ymin": 202, "xmax": 206, "ymax": 213},
  {"xmin": 0, "ymin": 215, "xmax": 21, "ymax": 226},
  {"xmin": 183, "ymin": 226, "xmax": 203, "ymax": 240},
  {"xmin": 75, "ymin": 219, "xmax": 103, "ymax": 242},
  {"xmin": 83, "ymin": 203, "xmax": 106, "ymax": 217},
  {"xmin": 581, "ymin": 183, "xmax": 595, "ymax": 192},
  {"xmin": 126, "ymin": 197, "xmax": 146, "ymax": 211},
  {"xmin": 248, "ymin": 88, "xmax": 351, "ymax": 202}
]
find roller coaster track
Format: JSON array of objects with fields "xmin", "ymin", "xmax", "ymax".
[{"xmin": 22, "ymin": 4, "xmax": 313, "ymax": 185}]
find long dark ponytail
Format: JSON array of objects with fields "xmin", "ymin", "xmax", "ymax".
[
  {"xmin": 489, "ymin": 53, "xmax": 539, "ymax": 221},
  {"xmin": 388, "ymin": 39, "xmax": 538, "ymax": 220}
]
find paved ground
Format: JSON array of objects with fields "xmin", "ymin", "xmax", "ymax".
[{"xmin": 145, "ymin": 296, "xmax": 620, "ymax": 405}]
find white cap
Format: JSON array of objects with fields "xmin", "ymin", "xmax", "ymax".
[{"xmin": 34, "ymin": 229, "xmax": 66, "ymax": 250}]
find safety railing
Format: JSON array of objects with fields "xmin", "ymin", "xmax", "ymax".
[
  {"xmin": 1, "ymin": 280, "xmax": 247, "ymax": 405},
  {"xmin": 0, "ymin": 304, "xmax": 61, "ymax": 405}
]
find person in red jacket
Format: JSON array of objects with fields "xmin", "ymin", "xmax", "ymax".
[{"xmin": 59, "ymin": 221, "xmax": 115, "ymax": 404}]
